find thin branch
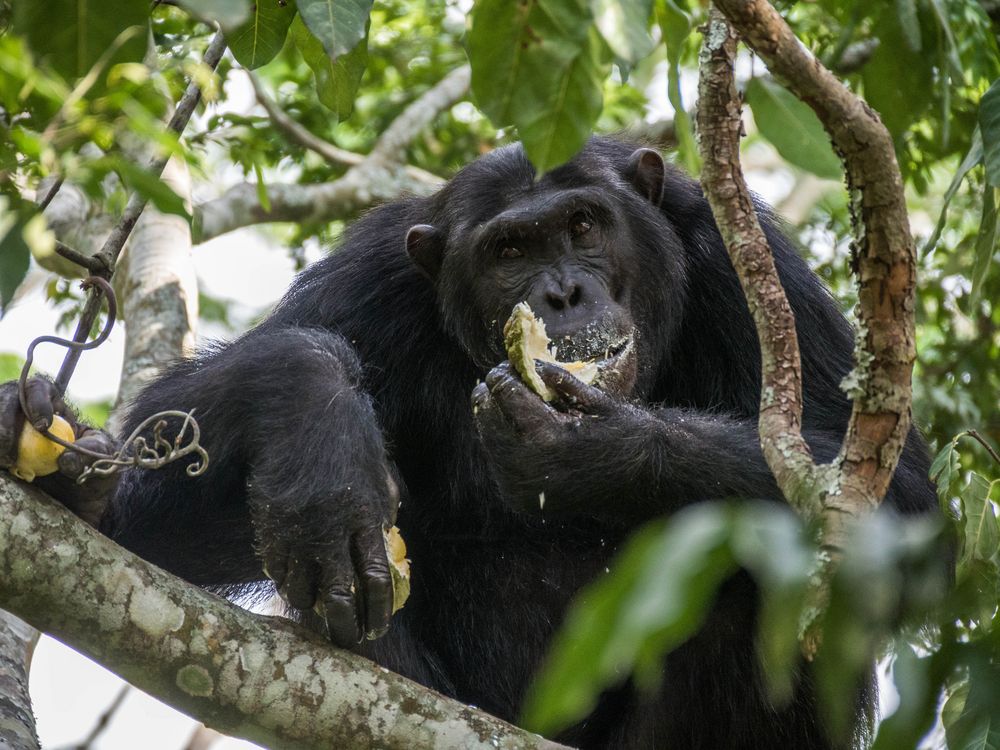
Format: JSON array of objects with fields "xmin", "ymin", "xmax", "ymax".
[
  {"xmin": 0, "ymin": 475, "xmax": 568, "ymax": 750},
  {"xmin": 695, "ymin": 8, "xmax": 819, "ymax": 518},
  {"xmin": 60, "ymin": 684, "xmax": 130, "ymax": 750},
  {"xmin": 965, "ymin": 429, "xmax": 1000, "ymax": 467},
  {"xmin": 246, "ymin": 72, "xmax": 366, "ymax": 169},
  {"xmin": 55, "ymin": 31, "xmax": 227, "ymax": 392},
  {"xmin": 196, "ymin": 65, "xmax": 471, "ymax": 242}
]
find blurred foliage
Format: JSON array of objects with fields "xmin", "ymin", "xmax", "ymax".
[{"xmin": 1, "ymin": 0, "xmax": 999, "ymax": 747}]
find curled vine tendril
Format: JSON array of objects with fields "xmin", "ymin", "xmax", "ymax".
[{"xmin": 16, "ymin": 276, "xmax": 209, "ymax": 482}]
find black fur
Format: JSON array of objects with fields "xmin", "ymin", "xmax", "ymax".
[{"xmin": 103, "ymin": 138, "xmax": 936, "ymax": 749}]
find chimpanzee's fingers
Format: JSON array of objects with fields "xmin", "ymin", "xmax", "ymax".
[
  {"xmin": 320, "ymin": 560, "xmax": 362, "ymax": 648},
  {"xmin": 536, "ymin": 362, "xmax": 614, "ymax": 414},
  {"xmin": 351, "ymin": 525, "xmax": 393, "ymax": 640},
  {"xmin": 56, "ymin": 430, "xmax": 117, "ymax": 480},
  {"xmin": 486, "ymin": 365, "xmax": 556, "ymax": 432},
  {"xmin": 24, "ymin": 378, "xmax": 64, "ymax": 430},
  {"xmin": 281, "ymin": 556, "xmax": 320, "ymax": 611}
]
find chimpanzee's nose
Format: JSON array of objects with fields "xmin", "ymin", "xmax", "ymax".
[{"xmin": 541, "ymin": 279, "xmax": 582, "ymax": 311}]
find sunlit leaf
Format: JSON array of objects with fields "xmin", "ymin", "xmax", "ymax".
[
  {"xmin": 0, "ymin": 208, "xmax": 29, "ymax": 315},
  {"xmin": 226, "ymin": 0, "xmax": 296, "ymax": 70},
  {"xmin": 745, "ymin": 77, "xmax": 842, "ymax": 180},
  {"xmin": 657, "ymin": 0, "xmax": 698, "ymax": 173},
  {"xmin": 296, "ymin": 0, "xmax": 372, "ymax": 60},
  {"xmin": 590, "ymin": 0, "xmax": 654, "ymax": 64},
  {"xmin": 960, "ymin": 473, "xmax": 999, "ymax": 565},
  {"xmin": 895, "ymin": 0, "xmax": 922, "ymax": 52}
]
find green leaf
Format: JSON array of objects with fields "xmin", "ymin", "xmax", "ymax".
[
  {"xmin": 0, "ymin": 207, "xmax": 30, "ymax": 315},
  {"xmin": 101, "ymin": 157, "xmax": 191, "ymax": 221},
  {"xmin": 295, "ymin": 0, "xmax": 372, "ymax": 60},
  {"xmin": 979, "ymin": 79, "xmax": 1000, "ymax": 187},
  {"xmin": 895, "ymin": 0, "xmax": 922, "ymax": 52},
  {"xmin": 930, "ymin": 437, "xmax": 961, "ymax": 501},
  {"xmin": 468, "ymin": 0, "xmax": 609, "ymax": 175},
  {"xmin": 590, "ymin": 0, "xmax": 654, "ymax": 65},
  {"xmin": 922, "ymin": 128, "xmax": 983, "ymax": 256},
  {"xmin": 872, "ymin": 644, "xmax": 941, "ymax": 750},
  {"xmin": 960, "ymin": 473, "xmax": 999, "ymax": 565},
  {"xmin": 862, "ymin": 9, "xmax": 933, "ymax": 140},
  {"xmin": 945, "ymin": 660, "xmax": 1000, "ymax": 750},
  {"xmin": 226, "ymin": 0, "xmax": 296, "ymax": 70},
  {"xmin": 290, "ymin": 15, "xmax": 368, "ymax": 120},
  {"xmin": 745, "ymin": 77, "xmax": 842, "ymax": 180},
  {"xmin": 253, "ymin": 162, "xmax": 271, "ymax": 213},
  {"xmin": 176, "ymin": 0, "xmax": 252, "ymax": 29},
  {"xmin": 656, "ymin": 0, "xmax": 698, "ymax": 173},
  {"xmin": 968, "ymin": 186, "xmax": 999, "ymax": 310},
  {"xmin": 520, "ymin": 505, "xmax": 735, "ymax": 736},
  {"xmin": 13, "ymin": 0, "xmax": 147, "ymax": 81}
]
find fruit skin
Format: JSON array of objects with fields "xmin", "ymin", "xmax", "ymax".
[
  {"xmin": 11, "ymin": 415, "xmax": 75, "ymax": 482},
  {"xmin": 502, "ymin": 302, "xmax": 598, "ymax": 400},
  {"xmin": 385, "ymin": 525, "xmax": 410, "ymax": 613}
]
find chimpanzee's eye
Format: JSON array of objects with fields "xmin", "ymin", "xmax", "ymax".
[
  {"xmin": 570, "ymin": 213, "xmax": 593, "ymax": 238},
  {"xmin": 498, "ymin": 245, "xmax": 523, "ymax": 259}
]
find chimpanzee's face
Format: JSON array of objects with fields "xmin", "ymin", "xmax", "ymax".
[{"xmin": 404, "ymin": 142, "xmax": 673, "ymax": 398}]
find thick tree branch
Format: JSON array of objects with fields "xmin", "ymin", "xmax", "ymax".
[
  {"xmin": 194, "ymin": 66, "xmax": 471, "ymax": 242},
  {"xmin": 696, "ymin": 10, "xmax": 818, "ymax": 518},
  {"xmin": 0, "ymin": 474, "xmax": 567, "ymax": 750},
  {"xmin": 702, "ymin": 0, "xmax": 917, "ymax": 657},
  {"xmin": 0, "ymin": 611, "xmax": 39, "ymax": 750}
]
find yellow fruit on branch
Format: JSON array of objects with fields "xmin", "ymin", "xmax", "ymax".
[{"xmin": 11, "ymin": 415, "xmax": 75, "ymax": 482}]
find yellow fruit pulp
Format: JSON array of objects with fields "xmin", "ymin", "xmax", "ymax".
[{"xmin": 12, "ymin": 414, "xmax": 75, "ymax": 482}]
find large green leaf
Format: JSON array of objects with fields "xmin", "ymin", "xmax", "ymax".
[
  {"xmin": 590, "ymin": 0, "xmax": 654, "ymax": 65},
  {"xmin": 978, "ymin": 79, "xmax": 1000, "ymax": 187},
  {"xmin": 290, "ymin": 15, "xmax": 367, "ymax": 120},
  {"xmin": 226, "ymin": 0, "xmax": 296, "ymax": 70},
  {"xmin": 961, "ymin": 473, "xmax": 999, "ymax": 565},
  {"xmin": 98, "ymin": 156, "xmax": 191, "ymax": 221},
  {"xmin": 922, "ymin": 128, "xmax": 983, "ymax": 256},
  {"xmin": 177, "ymin": 0, "xmax": 252, "ymax": 29},
  {"xmin": 657, "ymin": 0, "xmax": 698, "ymax": 173},
  {"xmin": 13, "ymin": 0, "xmax": 147, "ymax": 81},
  {"xmin": 295, "ymin": 0, "xmax": 372, "ymax": 60},
  {"xmin": 521, "ymin": 505, "xmax": 736, "ymax": 736},
  {"xmin": 745, "ymin": 77, "xmax": 842, "ymax": 180},
  {"xmin": 468, "ymin": 0, "xmax": 609, "ymax": 174},
  {"xmin": 968, "ymin": 186, "xmax": 999, "ymax": 310},
  {"xmin": 0, "ymin": 206, "xmax": 30, "ymax": 316}
]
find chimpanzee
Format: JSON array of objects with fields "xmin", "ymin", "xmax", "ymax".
[{"xmin": 1, "ymin": 138, "xmax": 937, "ymax": 749}]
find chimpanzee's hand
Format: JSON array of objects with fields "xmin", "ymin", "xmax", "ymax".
[
  {"xmin": 247, "ymin": 385, "xmax": 401, "ymax": 648},
  {"xmin": 473, "ymin": 361, "xmax": 653, "ymax": 515},
  {"xmin": 0, "ymin": 377, "xmax": 119, "ymax": 527}
]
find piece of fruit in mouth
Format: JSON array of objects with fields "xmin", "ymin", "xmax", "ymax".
[{"xmin": 503, "ymin": 302, "xmax": 598, "ymax": 401}]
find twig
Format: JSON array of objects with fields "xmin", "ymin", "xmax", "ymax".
[
  {"xmin": 61, "ymin": 684, "xmax": 130, "ymax": 750},
  {"xmin": 965, "ymin": 429, "xmax": 1000, "ymax": 467},
  {"xmin": 37, "ymin": 178, "xmax": 64, "ymax": 211},
  {"xmin": 54, "ymin": 30, "xmax": 227, "ymax": 393}
]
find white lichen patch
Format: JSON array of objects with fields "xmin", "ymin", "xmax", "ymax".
[
  {"xmin": 238, "ymin": 642, "xmax": 268, "ymax": 673},
  {"xmin": 283, "ymin": 654, "xmax": 317, "ymax": 688},
  {"xmin": 10, "ymin": 512, "xmax": 32, "ymax": 537},
  {"xmin": 51, "ymin": 541, "xmax": 79, "ymax": 566},
  {"xmin": 129, "ymin": 587, "xmax": 184, "ymax": 637},
  {"xmin": 177, "ymin": 664, "xmax": 214, "ymax": 697}
]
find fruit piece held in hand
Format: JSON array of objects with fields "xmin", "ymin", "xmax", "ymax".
[
  {"xmin": 12, "ymin": 414, "xmax": 75, "ymax": 482},
  {"xmin": 384, "ymin": 525, "xmax": 411, "ymax": 613},
  {"xmin": 502, "ymin": 302, "xmax": 598, "ymax": 401}
]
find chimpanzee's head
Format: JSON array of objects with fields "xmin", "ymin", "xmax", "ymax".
[{"xmin": 404, "ymin": 139, "xmax": 688, "ymax": 398}]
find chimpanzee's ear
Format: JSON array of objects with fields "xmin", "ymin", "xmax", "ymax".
[
  {"xmin": 405, "ymin": 224, "xmax": 444, "ymax": 281},
  {"xmin": 624, "ymin": 148, "xmax": 665, "ymax": 205}
]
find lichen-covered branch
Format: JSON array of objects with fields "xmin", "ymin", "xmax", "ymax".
[
  {"xmin": 0, "ymin": 474, "xmax": 567, "ymax": 750},
  {"xmin": 0, "ymin": 611, "xmax": 39, "ymax": 750},
  {"xmin": 194, "ymin": 66, "xmax": 471, "ymax": 243},
  {"xmin": 704, "ymin": 0, "xmax": 917, "ymax": 657},
  {"xmin": 695, "ymin": 8, "xmax": 819, "ymax": 518}
]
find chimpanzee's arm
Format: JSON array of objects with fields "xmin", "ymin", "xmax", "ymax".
[
  {"xmin": 473, "ymin": 362, "xmax": 934, "ymax": 523},
  {"xmin": 13, "ymin": 325, "xmax": 399, "ymax": 646}
]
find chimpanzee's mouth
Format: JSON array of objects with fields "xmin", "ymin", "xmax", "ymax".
[{"xmin": 594, "ymin": 335, "xmax": 632, "ymax": 368}]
